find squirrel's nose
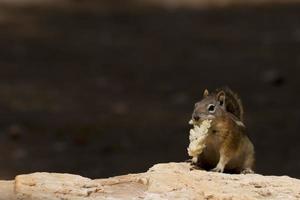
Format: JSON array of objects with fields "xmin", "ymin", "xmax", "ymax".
[{"xmin": 193, "ymin": 115, "xmax": 200, "ymax": 121}]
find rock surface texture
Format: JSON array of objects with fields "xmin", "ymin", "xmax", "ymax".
[{"xmin": 0, "ymin": 162, "xmax": 300, "ymax": 200}]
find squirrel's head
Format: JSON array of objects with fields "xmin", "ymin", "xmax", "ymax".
[{"xmin": 192, "ymin": 89, "xmax": 226, "ymax": 122}]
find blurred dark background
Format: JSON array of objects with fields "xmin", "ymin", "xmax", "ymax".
[{"xmin": 0, "ymin": 0, "xmax": 299, "ymax": 180}]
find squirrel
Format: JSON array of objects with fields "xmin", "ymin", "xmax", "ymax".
[{"xmin": 190, "ymin": 87, "xmax": 255, "ymax": 174}]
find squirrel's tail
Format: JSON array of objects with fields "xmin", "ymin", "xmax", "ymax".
[{"xmin": 215, "ymin": 87, "xmax": 244, "ymax": 122}]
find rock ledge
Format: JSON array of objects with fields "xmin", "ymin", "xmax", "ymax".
[{"xmin": 0, "ymin": 162, "xmax": 300, "ymax": 200}]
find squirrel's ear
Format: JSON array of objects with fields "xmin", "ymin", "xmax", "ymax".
[
  {"xmin": 203, "ymin": 89, "xmax": 209, "ymax": 97},
  {"xmin": 216, "ymin": 91, "xmax": 225, "ymax": 106}
]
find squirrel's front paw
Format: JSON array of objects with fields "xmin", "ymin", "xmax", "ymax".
[
  {"xmin": 211, "ymin": 166, "xmax": 224, "ymax": 173},
  {"xmin": 189, "ymin": 165, "xmax": 201, "ymax": 171}
]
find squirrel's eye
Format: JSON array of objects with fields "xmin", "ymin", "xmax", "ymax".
[{"xmin": 207, "ymin": 104, "xmax": 215, "ymax": 113}]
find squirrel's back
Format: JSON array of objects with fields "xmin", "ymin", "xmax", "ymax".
[{"xmin": 212, "ymin": 87, "xmax": 244, "ymax": 122}]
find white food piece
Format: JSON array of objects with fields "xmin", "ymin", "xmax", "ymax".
[{"xmin": 187, "ymin": 119, "xmax": 212, "ymax": 163}]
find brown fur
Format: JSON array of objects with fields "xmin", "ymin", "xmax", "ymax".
[{"xmin": 192, "ymin": 87, "xmax": 255, "ymax": 173}]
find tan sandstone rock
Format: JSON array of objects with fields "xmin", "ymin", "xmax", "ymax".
[{"xmin": 0, "ymin": 162, "xmax": 300, "ymax": 200}]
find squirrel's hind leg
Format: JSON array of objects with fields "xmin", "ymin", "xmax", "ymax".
[
  {"xmin": 211, "ymin": 134, "xmax": 237, "ymax": 173},
  {"xmin": 240, "ymin": 154, "xmax": 255, "ymax": 174},
  {"xmin": 211, "ymin": 153, "xmax": 230, "ymax": 173},
  {"xmin": 240, "ymin": 149, "xmax": 255, "ymax": 174},
  {"xmin": 241, "ymin": 168, "xmax": 254, "ymax": 174}
]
